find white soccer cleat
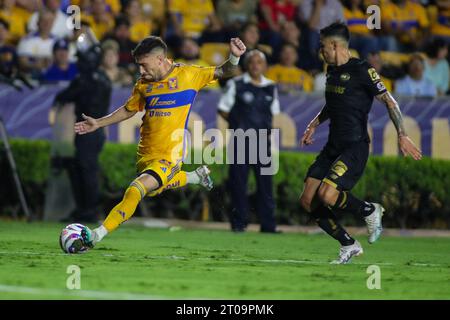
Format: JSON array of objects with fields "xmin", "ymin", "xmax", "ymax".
[
  {"xmin": 330, "ymin": 240, "xmax": 364, "ymax": 264},
  {"xmin": 364, "ymin": 203, "xmax": 384, "ymax": 244},
  {"xmin": 195, "ymin": 165, "xmax": 213, "ymax": 190}
]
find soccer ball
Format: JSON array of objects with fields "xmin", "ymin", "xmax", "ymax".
[{"xmin": 59, "ymin": 223, "xmax": 89, "ymax": 254}]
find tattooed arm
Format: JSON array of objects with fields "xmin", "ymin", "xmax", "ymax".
[
  {"xmin": 214, "ymin": 38, "xmax": 246, "ymax": 80},
  {"xmin": 300, "ymin": 104, "xmax": 329, "ymax": 147},
  {"xmin": 376, "ymin": 91, "xmax": 422, "ymax": 160}
]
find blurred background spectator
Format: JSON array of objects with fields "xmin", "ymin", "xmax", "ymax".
[
  {"xmin": 124, "ymin": 0, "xmax": 153, "ymax": 43},
  {"xmin": 17, "ymin": 9, "xmax": 56, "ymax": 78},
  {"xmin": 216, "ymin": 0, "xmax": 258, "ymax": 37},
  {"xmin": 168, "ymin": 0, "xmax": 221, "ymax": 42},
  {"xmin": 299, "ymin": 0, "xmax": 344, "ymax": 65},
  {"xmin": 41, "ymin": 38, "xmax": 78, "ymax": 82},
  {"xmin": 258, "ymin": 0, "xmax": 298, "ymax": 49},
  {"xmin": 342, "ymin": 0, "xmax": 378, "ymax": 59},
  {"xmin": 276, "ymin": 21, "xmax": 319, "ymax": 73},
  {"xmin": 424, "ymin": 37, "xmax": 449, "ymax": 95},
  {"xmin": 102, "ymin": 16, "xmax": 137, "ymax": 72},
  {"xmin": 266, "ymin": 43, "xmax": 313, "ymax": 94},
  {"xmin": 28, "ymin": 0, "xmax": 72, "ymax": 40},
  {"xmin": 100, "ymin": 39, "xmax": 133, "ymax": 86},
  {"xmin": 395, "ymin": 53, "xmax": 438, "ymax": 97},
  {"xmin": 0, "ymin": 0, "xmax": 30, "ymax": 45},
  {"xmin": 139, "ymin": 0, "xmax": 166, "ymax": 35},
  {"xmin": 381, "ymin": 0, "xmax": 430, "ymax": 52},
  {"xmin": 239, "ymin": 22, "xmax": 272, "ymax": 71},
  {"xmin": 81, "ymin": 0, "xmax": 115, "ymax": 41}
]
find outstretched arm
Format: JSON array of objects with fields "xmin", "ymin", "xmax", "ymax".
[
  {"xmin": 74, "ymin": 106, "xmax": 137, "ymax": 135},
  {"xmin": 376, "ymin": 91, "xmax": 422, "ymax": 160},
  {"xmin": 300, "ymin": 105, "xmax": 329, "ymax": 147},
  {"xmin": 214, "ymin": 38, "xmax": 246, "ymax": 80}
]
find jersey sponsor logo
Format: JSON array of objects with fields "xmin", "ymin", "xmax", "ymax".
[
  {"xmin": 325, "ymin": 84, "xmax": 346, "ymax": 94},
  {"xmin": 368, "ymin": 68, "xmax": 380, "ymax": 82},
  {"xmin": 148, "ymin": 97, "xmax": 176, "ymax": 107},
  {"xmin": 331, "ymin": 161, "xmax": 348, "ymax": 177},
  {"xmin": 149, "ymin": 110, "xmax": 172, "ymax": 117},
  {"xmin": 168, "ymin": 77, "xmax": 178, "ymax": 90},
  {"xmin": 340, "ymin": 73, "xmax": 351, "ymax": 81},
  {"xmin": 145, "ymin": 89, "xmax": 197, "ymax": 109}
]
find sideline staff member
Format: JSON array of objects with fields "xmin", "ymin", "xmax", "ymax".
[{"xmin": 218, "ymin": 50, "xmax": 280, "ymax": 233}]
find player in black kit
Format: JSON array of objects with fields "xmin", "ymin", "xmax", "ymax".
[{"xmin": 300, "ymin": 22, "xmax": 422, "ymax": 264}]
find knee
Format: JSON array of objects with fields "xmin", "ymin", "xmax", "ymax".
[
  {"xmin": 137, "ymin": 173, "xmax": 162, "ymax": 193},
  {"xmin": 317, "ymin": 184, "xmax": 339, "ymax": 207}
]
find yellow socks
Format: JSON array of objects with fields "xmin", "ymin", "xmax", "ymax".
[{"xmin": 103, "ymin": 180, "xmax": 147, "ymax": 232}]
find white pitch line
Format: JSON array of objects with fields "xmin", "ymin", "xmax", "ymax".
[
  {"xmin": 0, "ymin": 251, "xmax": 445, "ymax": 268},
  {"xmin": 0, "ymin": 284, "xmax": 167, "ymax": 300},
  {"xmin": 0, "ymin": 284, "xmax": 209, "ymax": 300}
]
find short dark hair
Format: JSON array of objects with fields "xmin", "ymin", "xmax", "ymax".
[
  {"xmin": 320, "ymin": 21, "xmax": 350, "ymax": 43},
  {"xmin": 132, "ymin": 36, "xmax": 168, "ymax": 59},
  {"xmin": 0, "ymin": 18, "xmax": 9, "ymax": 30}
]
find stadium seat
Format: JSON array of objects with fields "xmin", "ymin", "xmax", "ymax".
[
  {"xmin": 200, "ymin": 43, "xmax": 230, "ymax": 65},
  {"xmin": 379, "ymin": 51, "xmax": 410, "ymax": 66}
]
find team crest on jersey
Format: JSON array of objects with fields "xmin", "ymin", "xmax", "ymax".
[
  {"xmin": 146, "ymin": 84, "xmax": 153, "ymax": 93},
  {"xmin": 368, "ymin": 68, "xmax": 380, "ymax": 82},
  {"xmin": 340, "ymin": 73, "xmax": 350, "ymax": 81},
  {"xmin": 168, "ymin": 77, "xmax": 178, "ymax": 90}
]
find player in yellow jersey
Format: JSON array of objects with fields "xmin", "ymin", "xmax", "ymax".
[{"xmin": 73, "ymin": 36, "xmax": 246, "ymax": 249}]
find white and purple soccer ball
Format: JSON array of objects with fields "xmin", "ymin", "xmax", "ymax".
[{"xmin": 59, "ymin": 223, "xmax": 89, "ymax": 254}]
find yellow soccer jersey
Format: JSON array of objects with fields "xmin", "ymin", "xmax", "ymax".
[{"xmin": 125, "ymin": 63, "xmax": 216, "ymax": 163}]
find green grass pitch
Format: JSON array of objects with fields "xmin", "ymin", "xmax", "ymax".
[{"xmin": 0, "ymin": 221, "xmax": 449, "ymax": 299}]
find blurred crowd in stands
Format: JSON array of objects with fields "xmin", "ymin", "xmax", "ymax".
[{"xmin": 0, "ymin": 0, "xmax": 449, "ymax": 97}]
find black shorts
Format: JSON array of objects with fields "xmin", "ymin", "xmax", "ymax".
[{"xmin": 306, "ymin": 140, "xmax": 369, "ymax": 191}]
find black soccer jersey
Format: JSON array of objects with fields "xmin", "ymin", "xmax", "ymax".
[{"xmin": 324, "ymin": 57, "xmax": 387, "ymax": 143}]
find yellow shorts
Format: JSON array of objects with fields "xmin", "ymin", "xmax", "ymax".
[{"xmin": 136, "ymin": 157, "xmax": 183, "ymax": 197}]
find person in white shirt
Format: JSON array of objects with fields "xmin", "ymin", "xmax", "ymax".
[
  {"xmin": 27, "ymin": 0, "xmax": 73, "ymax": 40},
  {"xmin": 17, "ymin": 9, "xmax": 57, "ymax": 76},
  {"xmin": 395, "ymin": 53, "xmax": 438, "ymax": 98}
]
